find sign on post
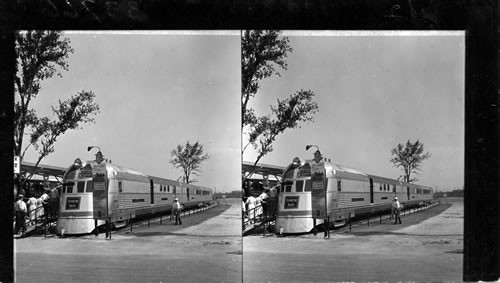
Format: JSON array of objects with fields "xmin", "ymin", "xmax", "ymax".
[
  {"xmin": 92, "ymin": 163, "xmax": 109, "ymax": 219},
  {"xmin": 14, "ymin": 156, "xmax": 20, "ymax": 174},
  {"xmin": 310, "ymin": 162, "xmax": 326, "ymax": 219}
]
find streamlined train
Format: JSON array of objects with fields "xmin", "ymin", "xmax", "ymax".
[
  {"xmin": 276, "ymin": 154, "xmax": 434, "ymax": 234},
  {"xmin": 56, "ymin": 157, "xmax": 213, "ymax": 235}
]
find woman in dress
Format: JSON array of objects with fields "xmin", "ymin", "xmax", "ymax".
[
  {"xmin": 27, "ymin": 196, "xmax": 38, "ymax": 225},
  {"xmin": 245, "ymin": 194, "xmax": 257, "ymax": 224}
]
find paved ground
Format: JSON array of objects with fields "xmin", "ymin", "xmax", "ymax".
[
  {"xmin": 15, "ymin": 198, "xmax": 242, "ymax": 283},
  {"xmin": 243, "ymin": 197, "xmax": 463, "ymax": 282}
]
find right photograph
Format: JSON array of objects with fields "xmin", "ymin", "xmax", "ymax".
[{"xmin": 241, "ymin": 30, "xmax": 465, "ymax": 282}]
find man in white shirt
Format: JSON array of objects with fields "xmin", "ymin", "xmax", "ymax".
[
  {"xmin": 173, "ymin": 198, "xmax": 183, "ymax": 225},
  {"xmin": 392, "ymin": 197, "xmax": 402, "ymax": 224},
  {"xmin": 40, "ymin": 189, "xmax": 50, "ymax": 220},
  {"xmin": 259, "ymin": 190, "xmax": 269, "ymax": 217},
  {"xmin": 15, "ymin": 195, "xmax": 27, "ymax": 234}
]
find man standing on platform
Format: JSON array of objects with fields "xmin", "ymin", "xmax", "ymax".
[
  {"xmin": 40, "ymin": 188, "xmax": 50, "ymax": 220},
  {"xmin": 173, "ymin": 198, "xmax": 183, "ymax": 225},
  {"xmin": 15, "ymin": 195, "xmax": 27, "ymax": 234},
  {"xmin": 393, "ymin": 197, "xmax": 402, "ymax": 224},
  {"xmin": 259, "ymin": 189, "xmax": 269, "ymax": 217}
]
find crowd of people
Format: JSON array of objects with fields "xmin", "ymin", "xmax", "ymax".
[
  {"xmin": 14, "ymin": 186, "xmax": 61, "ymax": 235},
  {"xmin": 242, "ymin": 185, "xmax": 279, "ymax": 225}
]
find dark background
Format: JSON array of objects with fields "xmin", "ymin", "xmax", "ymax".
[{"xmin": 1, "ymin": 1, "xmax": 498, "ymax": 282}]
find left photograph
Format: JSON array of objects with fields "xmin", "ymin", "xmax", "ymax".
[{"xmin": 13, "ymin": 31, "xmax": 242, "ymax": 282}]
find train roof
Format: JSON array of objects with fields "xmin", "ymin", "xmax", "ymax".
[
  {"xmin": 76, "ymin": 160, "xmax": 211, "ymax": 190},
  {"xmin": 323, "ymin": 162, "xmax": 369, "ymax": 181},
  {"xmin": 325, "ymin": 162, "xmax": 367, "ymax": 176},
  {"xmin": 289, "ymin": 159, "xmax": 432, "ymax": 189}
]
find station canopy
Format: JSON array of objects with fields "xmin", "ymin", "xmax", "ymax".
[
  {"xmin": 242, "ymin": 161, "xmax": 284, "ymax": 180},
  {"xmin": 21, "ymin": 161, "xmax": 66, "ymax": 182}
]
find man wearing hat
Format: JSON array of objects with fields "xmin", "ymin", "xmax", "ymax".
[
  {"xmin": 392, "ymin": 197, "xmax": 402, "ymax": 224},
  {"xmin": 40, "ymin": 188, "xmax": 50, "ymax": 220},
  {"xmin": 15, "ymin": 195, "xmax": 27, "ymax": 234},
  {"xmin": 172, "ymin": 198, "xmax": 183, "ymax": 225}
]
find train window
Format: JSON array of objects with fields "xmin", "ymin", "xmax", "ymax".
[
  {"xmin": 285, "ymin": 185, "xmax": 292, "ymax": 192},
  {"xmin": 304, "ymin": 180, "xmax": 312, "ymax": 191},
  {"xmin": 393, "ymin": 185, "xmax": 396, "ymax": 192},
  {"xmin": 295, "ymin": 180, "xmax": 304, "ymax": 192},
  {"xmin": 77, "ymin": 181, "xmax": 85, "ymax": 193},
  {"xmin": 379, "ymin": 184, "xmax": 382, "ymax": 191},
  {"xmin": 173, "ymin": 186, "xmax": 176, "ymax": 194},
  {"xmin": 337, "ymin": 180, "xmax": 341, "ymax": 192},
  {"xmin": 86, "ymin": 181, "xmax": 94, "ymax": 192},
  {"xmin": 118, "ymin": 181, "xmax": 122, "ymax": 193},
  {"xmin": 66, "ymin": 185, "xmax": 73, "ymax": 194}
]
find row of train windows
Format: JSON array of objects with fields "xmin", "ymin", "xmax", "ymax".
[
  {"xmin": 281, "ymin": 180, "xmax": 431, "ymax": 194},
  {"xmin": 63, "ymin": 181, "xmax": 92, "ymax": 193},
  {"xmin": 62, "ymin": 181, "xmax": 210, "ymax": 195},
  {"xmin": 280, "ymin": 180, "xmax": 312, "ymax": 193},
  {"xmin": 63, "ymin": 181, "xmax": 178, "ymax": 194},
  {"xmin": 157, "ymin": 184, "xmax": 175, "ymax": 193},
  {"xmin": 118, "ymin": 182, "xmax": 178, "ymax": 193},
  {"xmin": 379, "ymin": 184, "xmax": 397, "ymax": 192},
  {"xmin": 416, "ymin": 188, "xmax": 431, "ymax": 194}
]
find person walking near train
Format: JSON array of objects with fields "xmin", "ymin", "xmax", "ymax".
[
  {"xmin": 259, "ymin": 189, "xmax": 269, "ymax": 217},
  {"xmin": 15, "ymin": 195, "xmax": 27, "ymax": 234},
  {"xmin": 393, "ymin": 197, "xmax": 402, "ymax": 224},
  {"xmin": 40, "ymin": 189, "xmax": 49, "ymax": 220},
  {"xmin": 173, "ymin": 198, "xmax": 183, "ymax": 225}
]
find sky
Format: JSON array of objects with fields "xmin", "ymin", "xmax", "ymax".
[
  {"xmin": 22, "ymin": 31, "xmax": 241, "ymax": 193},
  {"xmin": 243, "ymin": 31, "xmax": 465, "ymax": 192}
]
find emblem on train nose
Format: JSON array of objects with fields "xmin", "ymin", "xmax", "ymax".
[
  {"xmin": 313, "ymin": 150, "xmax": 322, "ymax": 163},
  {"xmin": 95, "ymin": 151, "xmax": 104, "ymax": 164}
]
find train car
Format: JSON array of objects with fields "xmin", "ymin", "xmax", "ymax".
[
  {"xmin": 56, "ymin": 157, "xmax": 213, "ymax": 235},
  {"xmin": 276, "ymin": 156, "xmax": 433, "ymax": 234}
]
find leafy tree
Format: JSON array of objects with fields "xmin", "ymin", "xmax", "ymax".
[
  {"xmin": 241, "ymin": 30, "xmax": 318, "ymax": 178},
  {"xmin": 170, "ymin": 141, "xmax": 210, "ymax": 184},
  {"xmin": 390, "ymin": 139, "xmax": 431, "ymax": 183},
  {"xmin": 14, "ymin": 30, "xmax": 100, "ymax": 188},
  {"xmin": 244, "ymin": 90, "xmax": 318, "ymax": 175},
  {"xmin": 241, "ymin": 30, "xmax": 292, "ymax": 131}
]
